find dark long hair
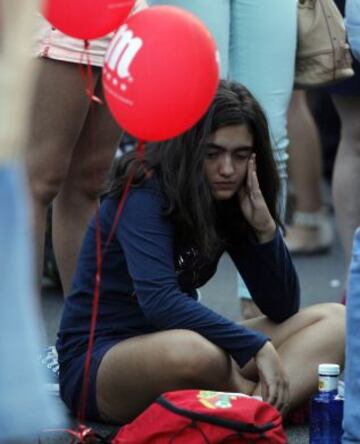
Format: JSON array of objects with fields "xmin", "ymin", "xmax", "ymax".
[{"xmin": 106, "ymin": 80, "xmax": 280, "ymax": 258}]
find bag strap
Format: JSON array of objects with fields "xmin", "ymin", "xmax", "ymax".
[{"xmin": 156, "ymin": 396, "xmax": 275, "ymax": 435}]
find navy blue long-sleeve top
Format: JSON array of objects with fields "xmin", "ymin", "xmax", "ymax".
[{"xmin": 58, "ymin": 178, "xmax": 300, "ymax": 368}]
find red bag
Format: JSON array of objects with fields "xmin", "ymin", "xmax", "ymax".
[{"xmin": 112, "ymin": 390, "xmax": 286, "ymax": 443}]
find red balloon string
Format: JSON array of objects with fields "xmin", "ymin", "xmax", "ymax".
[
  {"xmin": 44, "ymin": 81, "xmax": 109, "ymax": 444},
  {"xmin": 42, "ymin": 47, "xmax": 150, "ymax": 444},
  {"xmin": 76, "ymin": 140, "xmax": 146, "ymax": 433},
  {"xmin": 104, "ymin": 168, "xmax": 135, "ymax": 253},
  {"xmin": 136, "ymin": 140, "xmax": 152, "ymax": 182},
  {"xmin": 104, "ymin": 140, "xmax": 146, "ymax": 252},
  {"xmin": 47, "ymin": 40, "xmax": 109, "ymax": 439},
  {"xmin": 78, "ymin": 207, "xmax": 103, "ymax": 424},
  {"xmin": 79, "ymin": 40, "xmax": 103, "ymax": 104},
  {"xmin": 77, "ymin": 61, "xmax": 105, "ymax": 423}
]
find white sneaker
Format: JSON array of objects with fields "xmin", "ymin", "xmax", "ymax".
[
  {"xmin": 285, "ymin": 209, "xmax": 333, "ymax": 255},
  {"xmin": 38, "ymin": 345, "xmax": 60, "ymax": 396}
]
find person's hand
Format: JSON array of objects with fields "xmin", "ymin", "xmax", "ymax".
[
  {"xmin": 238, "ymin": 154, "xmax": 276, "ymax": 243},
  {"xmin": 254, "ymin": 341, "xmax": 290, "ymax": 415}
]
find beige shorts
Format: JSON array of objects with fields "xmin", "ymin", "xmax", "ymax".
[{"xmin": 34, "ymin": 0, "xmax": 147, "ymax": 67}]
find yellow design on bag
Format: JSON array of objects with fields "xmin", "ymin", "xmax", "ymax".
[{"xmin": 197, "ymin": 391, "xmax": 245, "ymax": 409}]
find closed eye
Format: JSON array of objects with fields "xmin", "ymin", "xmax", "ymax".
[
  {"xmin": 234, "ymin": 150, "xmax": 252, "ymax": 160},
  {"xmin": 206, "ymin": 150, "xmax": 220, "ymax": 159}
]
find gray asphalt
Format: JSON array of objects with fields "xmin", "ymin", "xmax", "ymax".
[{"xmin": 39, "ymin": 212, "xmax": 344, "ymax": 443}]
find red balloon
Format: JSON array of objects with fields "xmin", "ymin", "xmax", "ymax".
[
  {"xmin": 42, "ymin": 0, "xmax": 135, "ymax": 40},
  {"xmin": 102, "ymin": 6, "xmax": 219, "ymax": 141}
]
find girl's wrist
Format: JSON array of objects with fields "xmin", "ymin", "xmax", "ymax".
[{"xmin": 254, "ymin": 221, "xmax": 276, "ymax": 243}]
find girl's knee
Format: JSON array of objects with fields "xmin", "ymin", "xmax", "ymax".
[
  {"xmin": 165, "ymin": 330, "xmax": 230, "ymax": 385},
  {"xmin": 305, "ymin": 303, "xmax": 345, "ymax": 342},
  {"xmin": 318, "ymin": 303, "xmax": 346, "ymax": 362},
  {"xmin": 318, "ymin": 303, "xmax": 345, "ymax": 325},
  {"xmin": 284, "ymin": 303, "xmax": 345, "ymax": 342},
  {"xmin": 302, "ymin": 303, "xmax": 345, "ymax": 323}
]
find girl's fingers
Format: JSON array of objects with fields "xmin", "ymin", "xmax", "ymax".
[
  {"xmin": 249, "ymin": 157, "xmax": 262, "ymax": 200},
  {"xmin": 261, "ymin": 379, "xmax": 269, "ymax": 404},
  {"xmin": 247, "ymin": 154, "xmax": 257, "ymax": 191},
  {"xmin": 246, "ymin": 155, "xmax": 253, "ymax": 190},
  {"xmin": 251, "ymin": 171, "xmax": 261, "ymax": 196},
  {"xmin": 275, "ymin": 382, "xmax": 286, "ymax": 413},
  {"xmin": 274, "ymin": 374, "xmax": 290, "ymax": 414},
  {"xmin": 266, "ymin": 380, "xmax": 278, "ymax": 407}
]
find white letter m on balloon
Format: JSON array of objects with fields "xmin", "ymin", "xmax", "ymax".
[{"xmin": 106, "ymin": 25, "xmax": 143, "ymax": 79}]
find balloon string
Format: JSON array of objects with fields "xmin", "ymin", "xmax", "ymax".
[
  {"xmin": 78, "ymin": 207, "xmax": 103, "ymax": 424},
  {"xmin": 43, "ymin": 47, "xmax": 149, "ymax": 444},
  {"xmin": 77, "ymin": 59, "xmax": 104, "ymax": 423},
  {"xmin": 104, "ymin": 139, "xmax": 146, "ymax": 252},
  {"xmin": 137, "ymin": 140, "xmax": 151, "ymax": 179},
  {"xmin": 72, "ymin": 39, "xmax": 107, "ymax": 431},
  {"xmin": 79, "ymin": 40, "xmax": 103, "ymax": 104},
  {"xmin": 50, "ymin": 60, "xmax": 106, "ymax": 441},
  {"xmin": 104, "ymin": 169, "xmax": 135, "ymax": 253},
  {"xmin": 42, "ymin": 141, "xmax": 146, "ymax": 441},
  {"xmin": 49, "ymin": 39, "xmax": 146, "ymax": 431},
  {"xmin": 76, "ymin": 140, "xmax": 145, "ymax": 430}
]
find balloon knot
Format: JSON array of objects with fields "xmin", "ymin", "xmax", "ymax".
[
  {"xmin": 85, "ymin": 89, "xmax": 104, "ymax": 104},
  {"xmin": 43, "ymin": 424, "xmax": 95, "ymax": 443}
]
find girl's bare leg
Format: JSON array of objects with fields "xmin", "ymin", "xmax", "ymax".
[
  {"xmin": 241, "ymin": 303, "xmax": 345, "ymax": 410},
  {"xmin": 96, "ymin": 329, "xmax": 256, "ymax": 423},
  {"xmin": 96, "ymin": 303, "xmax": 344, "ymax": 423}
]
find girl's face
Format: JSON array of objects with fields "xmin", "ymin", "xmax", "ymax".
[{"xmin": 204, "ymin": 124, "xmax": 254, "ymax": 201}]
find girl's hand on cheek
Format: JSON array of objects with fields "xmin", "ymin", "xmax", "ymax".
[{"xmin": 238, "ymin": 154, "xmax": 276, "ymax": 243}]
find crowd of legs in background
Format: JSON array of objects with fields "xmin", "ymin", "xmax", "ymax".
[{"xmin": 285, "ymin": 59, "xmax": 360, "ymax": 303}]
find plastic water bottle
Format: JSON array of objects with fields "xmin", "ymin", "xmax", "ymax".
[{"xmin": 309, "ymin": 363, "xmax": 344, "ymax": 443}]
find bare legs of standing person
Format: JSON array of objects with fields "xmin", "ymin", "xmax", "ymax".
[
  {"xmin": 332, "ymin": 95, "xmax": 360, "ymax": 275},
  {"xmin": 0, "ymin": 1, "xmax": 64, "ymax": 438},
  {"xmin": 285, "ymin": 90, "xmax": 333, "ymax": 254},
  {"xmin": 26, "ymin": 58, "xmax": 122, "ymax": 295}
]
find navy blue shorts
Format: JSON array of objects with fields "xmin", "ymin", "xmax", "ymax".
[{"xmin": 58, "ymin": 336, "xmax": 123, "ymax": 421}]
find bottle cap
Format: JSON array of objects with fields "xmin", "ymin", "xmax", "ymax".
[{"xmin": 318, "ymin": 363, "xmax": 340, "ymax": 375}]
